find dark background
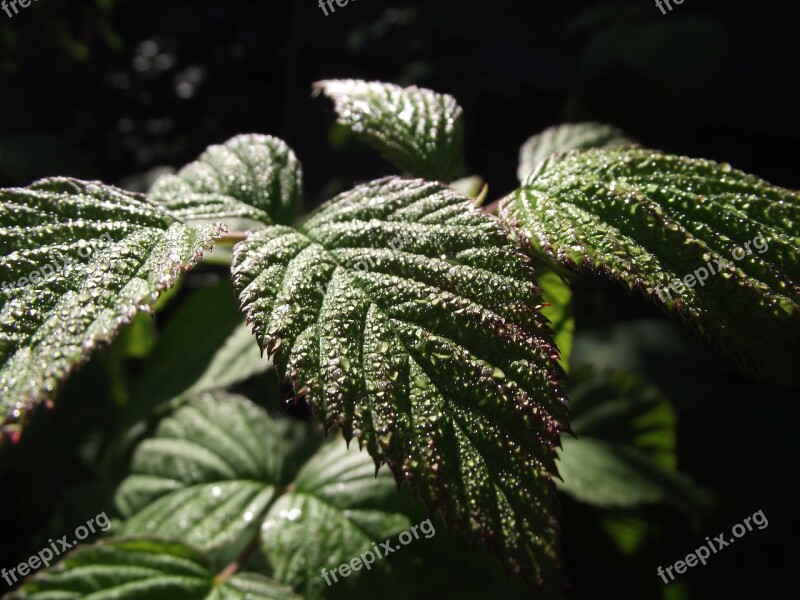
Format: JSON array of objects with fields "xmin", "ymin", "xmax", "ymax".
[
  {"xmin": 1, "ymin": 1, "xmax": 799, "ymax": 599},
  {"xmin": 2, "ymin": 0, "xmax": 799, "ymax": 197}
]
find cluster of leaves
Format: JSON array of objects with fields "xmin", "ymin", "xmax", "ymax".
[{"xmin": 1, "ymin": 79, "xmax": 798, "ymax": 598}]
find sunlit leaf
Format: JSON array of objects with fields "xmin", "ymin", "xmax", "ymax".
[
  {"xmin": 315, "ymin": 80, "xmax": 465, "ymax": 181},
  {"xmin": 150, "ymin": 134, "xmax": 303, "ymax": 229},
  {"xmin": 0, "ymin": 178, "xmax": 221, "ymax": 439},
  {"xmin": 503, "ymin": 147, "xmax": 800, "ymax": 383},
  {"xmin": 232, "ymin": 176, "xmax": 568, "ymax": 591}
]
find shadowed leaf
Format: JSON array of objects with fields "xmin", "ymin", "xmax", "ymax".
[
  {"xmin": 9, "ymin": 538, "xmax": 299, "ymax": 599},
  {"xmin": 558, "ymin": 369, "xmax": 712, "ymax": 512},
  {"xmin": 115, "ymin": 392, "xmax": 413, "ymax": 598}
]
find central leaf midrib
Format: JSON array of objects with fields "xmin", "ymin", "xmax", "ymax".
[
  {"xmin": 284, "ymin": 235, "xmax": 560, "ymax": 523},
  {"xmin": 294, "ymin": 228, "xmax": 523, "ymax": 389},
  {"xmin": 285, "ymin": 225, "xmax": 547, "ymax": 498}
]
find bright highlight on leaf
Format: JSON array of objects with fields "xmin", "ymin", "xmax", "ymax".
[
  {"xmin": 150, "ymin": 134, "xmax": 303, "ymax": 228},
  {"xmin": 503, "ymin": 147, "xmax": 800, "ymax": 382},
  {"xmin": 0, "ymin": 178, "xmax": 221, "ymax": 439},
  {"xmin": 517, "ymin": 122, "xmax": 631, "ymax": 182},
  {"xmin": 232, "ymin": 176, "xmax": 569, "ymax": 591},
  {"xmin": 9, "ymin": 538, "xmax": 299, "ymax": 599},
  {"xmin": 315, "ymin": 79, "xmax": 465, "ymax": 181}
]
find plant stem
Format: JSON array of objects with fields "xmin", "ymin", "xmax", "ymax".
[
  {"xmin": 483, "ymin": 199, "xmax": 501, "ymax": 214},
  {"xmin": 214, "ymin": 532, "xmax": 261, "ymax": 586},
  {"xmin": 216, "ymin": 232, "xmax": 249, "ymax": 246},
  {"xmin": 212, "ymin": 484, "xmax": 287, "ymax": 586}
]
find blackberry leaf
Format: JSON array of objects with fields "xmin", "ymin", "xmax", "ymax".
[
  {"xmin": 232, "ymin": 176, "xmax": 569, "ymax": 592},
  {"xmin": 149, "ymin": 134, "xmax": 303, "ymax": 229},
  {"xmin": 315, "ymin": 80, "xmax": 465, "ymax": 182},
  {"xmin": 9, "ymin": 539, "xmax": 299, "ymax": 599},
  {"xmin": 116, "ymin": 392, "xmax": 414, "ymax": 598},
  {"xmin": 0, "ymin": 178, "xmax": 221, "ymax": 438},
  {"xmin": 517, "ymin": 122, "xmax": 631, "ymax": 182},
  {"xmin": 503, "ymin": 147, "xmax": 800, "ymax": 383}
]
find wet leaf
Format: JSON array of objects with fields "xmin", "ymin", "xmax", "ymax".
[
  {"xmin": 258, "ymin": 433, "xmax": 412, "ymax": 597},
  {"xmin": 115, "ymin": 392, "xmax": 413, "ymax": 598},
  {"xmin": 9, "ymin": 538, "xmax": 299, "ymax": 599},
  {"xmin": 517, "ymin": 122, "xmax": 631, "ymax": 182},
  {"xmin": 0, "ymin": 178, "xmax": 221, "ymax": 439},
  {"xmin": 232, "ymin": 176, "xmax": 568, "ymax": 592},
  {"xmin": 149, "ymin": 134, "xmax": 303, "ymax": 229},
  {"xmin": 503, "ymin": 147, "xmax": 800, "ymax": 383},
  {"xmin": 315, "ymin": 80, "xmax": 465, "ymax": 181}
]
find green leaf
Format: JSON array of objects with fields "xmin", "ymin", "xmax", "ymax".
[
  {"xmin": 209, "ymin": 573, "xmax": 300, "ymax": 599},
  {"xmin": 9, "ymin": 538, "xmax": 299, "ymax": 599},
  {"xmin": 559, "ymin": 439, "xmax": 709, "ymax": 511},
  {"xmin": 517, "ymin": 122, "xmax": 631, "ymax": 182},
  {"xmin": 503, "ymin": 147, "xmax": 800, "ymax": 383},
  {"xmin": 116, "ymin": 392, "xmax": 414, "ymax": 597},
  {"xmin": 185, "ymin": 323, "xmax": 270, "ymax": 396},
  {"xmin": 568, "ymin": 369, "xmax": 677, "ymax": 465},
  {"xmin": 112, "ymin": 311, "xmax": 158, "ymax": 360},
  {"xmin": 314, "ymin": 80, "xmax": 465, "ymax": 181},
  {"xmin": 557, "ymin": 369, "xmax": 712, "ymax": 512},
  {"xmin": 259, "ymin": 435, "xmax": 412, "ymax": 597},
  {"xmin": 538, "ymin": 269, "xmax": 575, "ymax": 373},
  {"xmin": 449, "ymin": 175, "xmax": 485, "ymax": 200},
  {"xmin": 379, "ymin": 511, "xmax": 529, "ymax": 599},
  {"xmin": 0, "ymin": 178, "xmax": 221, "ymax": 439},
  {"xmin": 232, "ymin": 176, "xmax": 568, "ymax": 591},
  {"xmin": 115, "ymin": 392, "xmax": 287, "ymax": 564},
  {"xmin": 149, "ymin": 134, "xmax": 303, "ymax": 229}
]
